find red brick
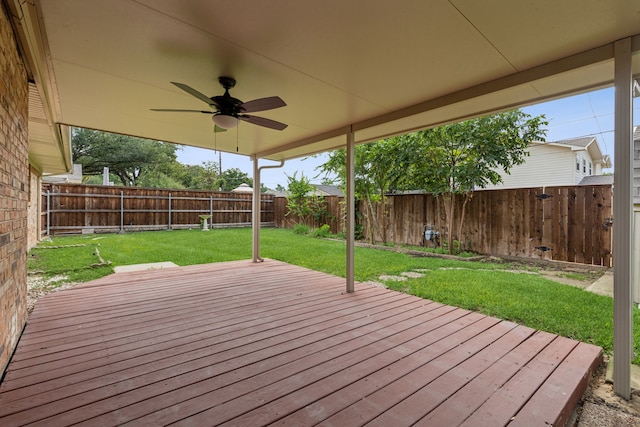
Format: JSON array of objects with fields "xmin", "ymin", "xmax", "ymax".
[{"xmin": 0, "ymin": 5, "xmax": 29, "ymax": 377}]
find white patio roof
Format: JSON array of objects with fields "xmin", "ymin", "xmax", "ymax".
[
  {"xmin": 6, "ymin": 0, "xmax": 640, "ymax": 400},
  {"xmin": 8, "ymin": 0, "xmax": 640, "ymax": 175}
]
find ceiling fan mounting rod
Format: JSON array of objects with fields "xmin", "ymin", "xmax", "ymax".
[{"xmin": 218, "ymin": 76, "xmax": 236, "ymax": 90}]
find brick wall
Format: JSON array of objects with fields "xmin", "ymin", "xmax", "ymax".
[
  {"xmin": 0, "ymin": 5, "xmax": 30, "ymax": 377},
  {"xmin": 27, "ymin": 166, "xmax": 40, "ymax": 249}
]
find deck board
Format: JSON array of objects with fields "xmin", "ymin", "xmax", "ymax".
[{"xmin": 0, "ymin": 259, "xmax": 602, "ymax": 426}]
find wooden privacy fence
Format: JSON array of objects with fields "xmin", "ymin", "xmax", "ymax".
[
  {"xmin": 273, "ymin": 195, "xmax": 345, "ymax": 234},
  {"xmin": 360, "ymin": 185, "xmax": 613, "ymax": 266},
  {"xmin": 41, "ymin": 184, "xmax": 275, "ymax": 235},
  {"xmin": 44, "ymin": 184, "xmax": 613, "ymax": 266}
]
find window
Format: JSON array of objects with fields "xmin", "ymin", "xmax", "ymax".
[
  {"xmin": 589, "ymin": 162, "xmax": 592, "ymax": 175},
  {"xmin": 576, "ymin": 159, "xmax": 580, "ymax": 171},
  {"xmin": 582, "ymin": 159, "xmax": 586, "ymax": 174}
]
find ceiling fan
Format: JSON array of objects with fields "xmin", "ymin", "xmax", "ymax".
[{"xmin": 151, "ymin": 76, "xmax": 287, "ymax": 132}]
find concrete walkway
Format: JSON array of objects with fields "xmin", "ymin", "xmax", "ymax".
[
  {"xmin": 113, "ymin": 261, "xmax": 179, "ymax": 273},
  {"xmin": 586, "ymin": 271, "xmax": 614, "ymax": 298}
]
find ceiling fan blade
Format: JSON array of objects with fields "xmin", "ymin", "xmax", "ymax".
[
  {"xmin": 171, "ymin": 82, "xmax": 214, "ymax": 105},
  {"xmin": 151, "ymin": 108, "xmax": 213, "ymax": 113},
  {"xmin": 239, "ymin": 114, "xmax": 288, "ymax": 131},
  {"xmin": 241, "ymin": 96, "xmax": 286, "ymax": 113}
]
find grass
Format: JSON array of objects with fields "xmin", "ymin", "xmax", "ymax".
[
  {"xmin": 385, "ymin": 269, "xmax": 614, "ymax": 349},
  {"xmin": 28, "ymin": 244, "xmax": 113, "ymax": 283},
  {"xmin": 29, "ymin": 227, "xmax": 638, "ymax": 363}
]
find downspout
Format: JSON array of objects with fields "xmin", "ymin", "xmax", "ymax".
[{"xmin": 252, "ymin": 157, "xmax": 285, "ymax": 263}]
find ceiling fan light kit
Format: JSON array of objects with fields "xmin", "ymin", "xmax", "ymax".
[
  {"xmin": 152, "ymin": 76, "xmax": 287, "ymax": 132},
  {"xmin": 212, "ymin": 114, "xmax": 239, "ymax": 129}
]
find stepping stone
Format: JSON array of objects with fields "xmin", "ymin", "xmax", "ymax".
[{"xmin": 379, "ymin": 275, "xmax": 407, "ymax": 282}]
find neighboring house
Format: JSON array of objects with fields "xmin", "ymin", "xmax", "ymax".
[
  {"xmin": 634, "ymin": 127, "xmax": 640, "ymax": 304},
  {"xmin": 483, "ymin": 136, "xmax": 612, "ymax": 189},
  {"xmin": 42, "ymin": 164, "xmax": 83, "ymax": 184},
  {"xmin": 635, "ymin": 126, "xmax": 640, "ymax": 204},
  {"xmin": 263, "ymin": 188, "xmax": 287, "ymax": 197},
  {"xmin": 265, "ymin": 184, "xmax": 344, "ymax": 198},
  {"xmin": 311, "ymin": 185, "xmax": 344, "ymax": 197},
  {"xmin": 231, "ymin": 183, "xmax": 253, "ymax": 193},
  {"xmin": 578, "ymin": 174, "xmax": 614, "ymax": 186}
]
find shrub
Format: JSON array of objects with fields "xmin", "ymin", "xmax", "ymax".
[
  {"xmin": 293, "ymin": 223, "xmax": 310, "ymax": 235},
  {"xmin": 312, "ymin": 224, "xmax": 331, "ymax": 238}
]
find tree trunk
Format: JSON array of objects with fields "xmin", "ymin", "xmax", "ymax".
[
  {"xmin": 366, "ymin": 196, "xmax": 378, "ymax": 244},
  {"xmin": 441, "ymin": 193, "xmax": 456, "ymax": 255},
  {"xmin": 457, "ymin": 193, "xmax": 472, "ymax": 252},
  {"xmin": 449, "ymin": 195, "xmax": 456, "ymax": 255},
  {"xmin": 380, "ymin": 193, "xmax": 387, "ymax": 244}
]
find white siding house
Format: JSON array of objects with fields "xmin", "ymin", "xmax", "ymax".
[
  {"xmin": 634, "ymin": 127, "xmax": 640, "ymax": 304},
  {"xmin": 483, "ymin": 137, "xmax": 612, "ymax": 190}
]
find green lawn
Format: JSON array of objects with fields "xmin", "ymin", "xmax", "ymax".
[{"xmin": 29, "ymin": 228, "xmax": 636, "ymax": 362}]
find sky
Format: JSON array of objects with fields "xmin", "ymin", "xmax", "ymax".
[{"xmin": 176, "ymin": 87, "xmax": 640, "ymax": 189}]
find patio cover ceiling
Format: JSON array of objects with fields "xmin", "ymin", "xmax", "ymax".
[{"xmin": 8, "ymin": 0, "xmax": 640, "ymax": 175}]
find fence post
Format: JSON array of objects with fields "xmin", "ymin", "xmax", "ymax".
[
  {"xmin": 209, "ymin": 195, "xmax": 213, "ymax": 227},
  {"xmin": 120, "ymin": 191, "xmax": 124, "ymax": 233},
  {"xmin": 168, "ymin": 193, "xmax": 172, "ymax": 230},
  {"xmin": 46, "ymin": 190, "xmax": 51, "ymax": 236}
]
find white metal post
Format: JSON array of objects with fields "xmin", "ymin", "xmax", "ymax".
[
  {"xmin": 120, "ymin": 191, "xmax": 124, "ymax": 233},
  {"xmin": 252, "ymin": 158, "xmax": 285, "ymax": 263},
  {"xmin": 613, "ymin": 37, "xmax": 634, "ymax": 400},
  {"xmin": 346, "ymin": 126, "xmax": 355, "ymax": 293},
  {"xmin": 252, "ymin": 157, "xmax": 260, "ymax": 263},
  {"xmin": 168, "ymin": 193, "xmax": 172, "ymax": 230},
  {"xmin": 46, "ymin": 190, "xmax": 50, "ymax": 236}
]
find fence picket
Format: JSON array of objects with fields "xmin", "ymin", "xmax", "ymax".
[
  {"xmin": 341, "ymin": 185, "xmax": 611, "ymax": 266},
  {"xmin": 42, "ymin": 184, "xmax": 275, "ymax": 235},
  {"xmin": 42, "ymin": 183, "xmax": 612, "ymax": 266},
  {"xmin": 275, "ymin": 184, "xmax": 612, "ymax": 266}
]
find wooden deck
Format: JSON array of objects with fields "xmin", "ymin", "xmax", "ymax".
[{"xmin": 0, "ymin": 259, "xmax": 602, "ymax": 426}]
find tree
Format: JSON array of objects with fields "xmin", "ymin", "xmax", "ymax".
[
  {"xmin": 170, "ymin": 161, "xmax": 221, "ymax": 190},
  {"xmin": 72, "ymin": 128, "xmax": 180, "ymax": 187},
  {"xmin": 318, "ymin": 137, "xmax": 408, "ymax": 243},
  {"xmin": 406, "ymin": 110, "xmax": 547, "ymax": 253},
  {"xmin": 137, "ymin": 170, "xmax": 185, "ymax": 189},
  {"xmin": 285, "ymin": 171, "xmax": 316, "ymax": 227},
  {"xmin": 217, "ymin": 168, "xmax": 252, "ymax": 191}
]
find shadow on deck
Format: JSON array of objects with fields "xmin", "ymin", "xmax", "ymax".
[{"xmin": 0, "ymin": 259, "xmax": 602, "ymax": 426}]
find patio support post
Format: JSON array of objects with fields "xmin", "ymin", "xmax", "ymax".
[
  {"xmin": 120, "ymin": 191, "xmax": 124, "ymax": 233},
  {"xmin": 346, "ymin": 126, "xmax": 355, "ymax": 293},
  {"xmin": 168, "ymin": 193, "xmax": 172, "ymax": 230},
  {"xmin": 252, "ymin": 157, "xmax": 261, "ymax": 263},
  {"xmin": 46, "ymin": 190, "xmax": 50, "ymax": 236},
  {"xmin": 252, "ymin": 158, "xmax": 285, "ymax": 263},
  {"xmin": 613, "ymin": 36, "xmax": 634, "ymax": 400}
]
